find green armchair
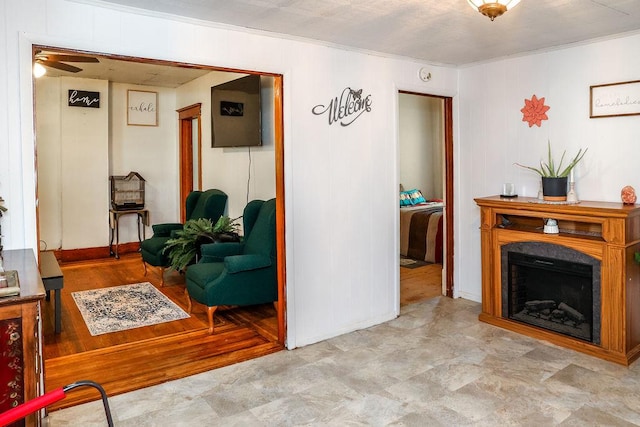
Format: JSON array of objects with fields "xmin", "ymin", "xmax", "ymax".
[
  {"xmin": 140, "ymin": 189, "xmax": 228, "ymax": 285},
  {"xmin": 185, "ymin": 198, "xmax": 277, "ymax": 334}
]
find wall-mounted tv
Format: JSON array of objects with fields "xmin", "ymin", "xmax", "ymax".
[{"xmin": 211, "ymin": 75, "xmax": 262, "ymax": 147}]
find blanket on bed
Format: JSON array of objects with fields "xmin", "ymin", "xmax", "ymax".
[{"xmin": 400, "ymin": 206, "xmax": 443, "ymax": 264}]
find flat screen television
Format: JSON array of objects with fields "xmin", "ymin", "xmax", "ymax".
[{"xmin": 211, "ymin": 75, "xmax": 262, "ymax": 147}]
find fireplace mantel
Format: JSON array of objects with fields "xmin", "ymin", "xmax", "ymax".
[{"xmin": 475, "ymin": 195, "xmax": 640, "ymax": 365}]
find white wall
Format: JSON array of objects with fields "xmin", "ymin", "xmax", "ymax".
[
  {"xmin": 36, "ymin": 76, "xmax": 109, "ymax": 250},
  {"xmin": 2, "ymin": 0, "xmax": 458, "ymax": 349},
  {"xmin": 35, "ymin": 77, "xmax": 63, "ymax": 249},
  {"xmin": 109, "ymin": 83, "xmax": 177, "ymax": 242},
  {"xmin": 35, "ymin": 79, "xmax": 177, "ymax": 248},
  {"xmin": 457, "ymin": 33, "xmax": 640, "ymax": 302},
  {"xmin": 399, "ymin": 93, "xmax": 444, "ymax": 199}
]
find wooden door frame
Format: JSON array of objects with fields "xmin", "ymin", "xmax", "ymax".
[
  {"xmin": 399, "ymin": 91, "xmax": 454, "ymax": 298},
  {"xmin": 273, "ymin": 76, "xmax": 286, "ymax": 344},
  {"xmin": 32, "ymin": 45, "xmax": 287, "ymax": 346},
  {"xmin": 177, "ymin": 103, "xmax": 202, "ymax": 222},
  {"xmin": 443, "ymin": 97, "xmax": 454, "ymax": 297}
]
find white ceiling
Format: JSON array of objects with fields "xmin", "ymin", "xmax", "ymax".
[
  {"xmin": 36, "ymin": 51, "xmax": 214, "ymax": 88},
  {"xmin": 91, "ymin": 0, "xmax": 640, "ymax": 66},
  {"xmin": 40, "ymin": 0, "xmax": 640, "ymax": 87}
]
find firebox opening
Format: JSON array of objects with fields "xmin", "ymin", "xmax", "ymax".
[
  {"xmin": 500, "ymin": 242, "xmax": 602, "ymax": 344},
  {"xmin": 507, "ymin": 251, "xmax": 594, "ymax": 342}
]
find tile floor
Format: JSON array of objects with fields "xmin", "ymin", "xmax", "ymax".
[{"xmin": 47, "ymin": 297, "xmax": 640, "ymax": 426}]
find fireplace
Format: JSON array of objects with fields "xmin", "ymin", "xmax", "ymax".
[
  {"xmin": 475, "ymin": 196, "xmax": 640, "ymax": 365},
  {"xmin": 501, "ymin": 242, "xmax": 601, "ymax": 344}
]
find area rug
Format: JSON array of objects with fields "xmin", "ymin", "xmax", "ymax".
[
  {"xmin": 400, "ymin": 256, "xmax": 429, "ymax": 269},
  {"xmin": 72, "ymin": 282, "xmax": 190, "ymax": 336}
]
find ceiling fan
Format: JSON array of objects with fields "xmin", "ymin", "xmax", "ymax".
[{"xmin": 34, "ymin": 50, "xmax": 99, "ymax": 73}]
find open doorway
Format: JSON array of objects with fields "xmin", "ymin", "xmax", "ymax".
[
  {"xmin": 398, "ymin": 91, "xmax": 454, "ymax": 306},
  {"xmin": 32, "ymin": 46, "xmax": 287, "ymax": 405},
  {"xmin": 177, "ymin": 103, "xmax": 203, "ymax": 221}
]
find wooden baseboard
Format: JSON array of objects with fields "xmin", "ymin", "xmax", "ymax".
[{"xmin": 53, "ymin": 242, "xmax": 141, "ymax": 262}]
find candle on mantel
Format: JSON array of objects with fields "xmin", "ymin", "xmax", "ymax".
[{"xmin": 569, "ymin": 169, "xmax": 574, "ymax": 183}]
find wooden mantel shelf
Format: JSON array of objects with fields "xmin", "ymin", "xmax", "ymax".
[
  {"xmin": 475, "ymin": 195, "xmax": 640, "ymax": 214},
  {"xmin": 475, "ymin": 195, "xmax": 640, "ymax": 366}
]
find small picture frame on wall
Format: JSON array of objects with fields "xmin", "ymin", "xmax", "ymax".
[
  {"xmin": 590, "ymin": 80, "xmax": 640, "ymax": 118},
  {"xmin": 127, "ymin": 90, "xmax": 158, "ymax": 126}
]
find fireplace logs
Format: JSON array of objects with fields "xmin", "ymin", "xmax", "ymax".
[
  {"xmin": 558, "ymin": 302, "xmax": 585, "ymax": 323},
  {"xmin": 513, "ymin": 299, "xmax": 590, "ymax": 341},
  {"xmin": 524, "ymin": 300, "xmax": 555, "ymax": 311},
  {"xmin": 520, "ymin": 300, "xmax": 584, "ymax": 323}
]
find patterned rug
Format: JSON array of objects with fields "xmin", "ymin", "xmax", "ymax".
[
  {"xmin": 72, "ymin": 282, "xmax": 190, "ymax": 336},
  {"xmin": 400, "ymin": 256, "xmax": 429, "ymax": 269}
]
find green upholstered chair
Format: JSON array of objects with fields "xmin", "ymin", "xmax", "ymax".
[
  {"xmin": 185, "ymin": 198, "xmax": 277, "ymax": 334},
  {"xmin": 141, "ymin": 189, "xmax": 228, "ymax": 285}
]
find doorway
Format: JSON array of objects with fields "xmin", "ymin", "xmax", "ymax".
[
  {"xmin": 398, "ymin": 91, "xmax": 454, "ymax": 305},
  {"xmin": 33, "ymin": 45, "xmax": 287, "ymax": 342},
  {"xmin": 177, "ymin": 103, "xmax": 202, "ymax": 221}
]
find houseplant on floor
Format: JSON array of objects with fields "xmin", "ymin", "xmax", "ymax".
[
  {"xmin": 164, "ymin": 216, "xmax": 240, "ymax": 271},
  {"xmin": 515, "ymin": 141, "xmax": 587, "ymax": 201}
]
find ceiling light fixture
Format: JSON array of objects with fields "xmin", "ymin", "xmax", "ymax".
[
  {"xmin": 33, "ymin": 62, "xmax": 47, "ymax": 78},
  {"xmin": 467, "ymin": 0, "xmax": 521, "ymax": 21}
]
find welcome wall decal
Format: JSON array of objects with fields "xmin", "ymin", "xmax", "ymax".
[{"xmin": 312, "ymin": 87, "xmax": 372, "ymax": 127}]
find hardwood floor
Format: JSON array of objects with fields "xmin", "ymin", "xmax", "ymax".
[
  {"xmin": 42, "ymin": 254, "xmax": 440, "ymax": 410},
  {"xmin": 42, "ymin": 253, "xmax": 281, "ymax": 410},
  {"xmin": 400, "ymin": 262, "xmax": 442, "ymax": 306}
]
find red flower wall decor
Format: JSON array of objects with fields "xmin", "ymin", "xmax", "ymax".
[{"xmin": 521, "ymin": 95, "xmax": 550, "ymax": 127}]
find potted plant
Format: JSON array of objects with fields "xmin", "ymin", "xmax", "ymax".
[
  {"xmin": 515, "ymin": 141, "xmax": 587, "ymax": 201},
  {"xmin": 210, "ymin": 215, "xmax": 241, "ymax": 242},
  {"xmin": 163, "ymin": 215, "xmax": 240, "ymax": 271}
]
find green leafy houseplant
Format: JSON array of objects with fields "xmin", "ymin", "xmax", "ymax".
[
  {"xmin": 163, "ymin": 216, "xmax": 240, "ymax": 271},
  {"xmin": 515, "ymin": 141, "xmax": 587, "ymax": 178},
  {"xmin": 212, "ymin": 215, "xmax": 241, "ymax": 236}
]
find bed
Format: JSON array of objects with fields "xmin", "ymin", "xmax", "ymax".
[{"xmin": 400, "ymin": 202, "xmax": 444, "ymax": 264}]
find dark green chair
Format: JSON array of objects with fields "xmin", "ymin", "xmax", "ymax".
[
  {"xmin": 141, "ymin": 189, "xmax": 228, "ymax": 285},
  {"xmin": 185, "ymin": 198, "xmax": 277, "ymax": 334}
]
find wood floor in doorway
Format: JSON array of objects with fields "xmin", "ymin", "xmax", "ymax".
[
  {"xmin": 400, "ymin": 263, "xmax": 442, "ymax": 306},
  {"xmin": 42, "ymin": 253, "xmax": 281, "ymax": 411}
]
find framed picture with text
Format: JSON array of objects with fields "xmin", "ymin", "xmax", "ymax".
[
  {"xmin": 590, "ymin": 80, "xmax": 640, "ymax": 118},
  {"xmin": 127, "ymin": 90, "xmax": 158, "ymax": 126}
]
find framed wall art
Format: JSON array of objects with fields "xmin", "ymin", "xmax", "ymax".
[
  {"xmin": 68, "ymin": 90, "xmax": 100, "ymax": 108},
  {"xmin": 590, "ymin": 80, "xmax": 640, "ymax": 118},
  {"xmin": 127, "ymin": 90, "xmax": 158, "ymax": 126}
]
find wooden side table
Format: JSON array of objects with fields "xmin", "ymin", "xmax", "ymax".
[{"xmin": 109, "ymin": 209, "xmax": 149, "ymax": 259}]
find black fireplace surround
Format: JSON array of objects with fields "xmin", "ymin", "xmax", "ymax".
[{"xmin": 501, "ymin": 242, "xmax": 601, "ymax": 345}]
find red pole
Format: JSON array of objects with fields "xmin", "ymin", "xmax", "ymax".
[{"xmin": 0, "ymin": 388, "xmax": 65, "ymax": 426}]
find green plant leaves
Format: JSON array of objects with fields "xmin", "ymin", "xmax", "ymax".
[
  {"xmin": 515, "ymin": 141, "xmax": 587, "ymax": 177},
  {"xmin": 213, "ymin": 215, "xmax": 240, "ymax": 233},
  {"xmin": 163, "ymin": 216, "xmax": 241, "ymax": 271},
  {"xmin": 164, "ymin": 218, "xmax": 215, "ymax": 271}
]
